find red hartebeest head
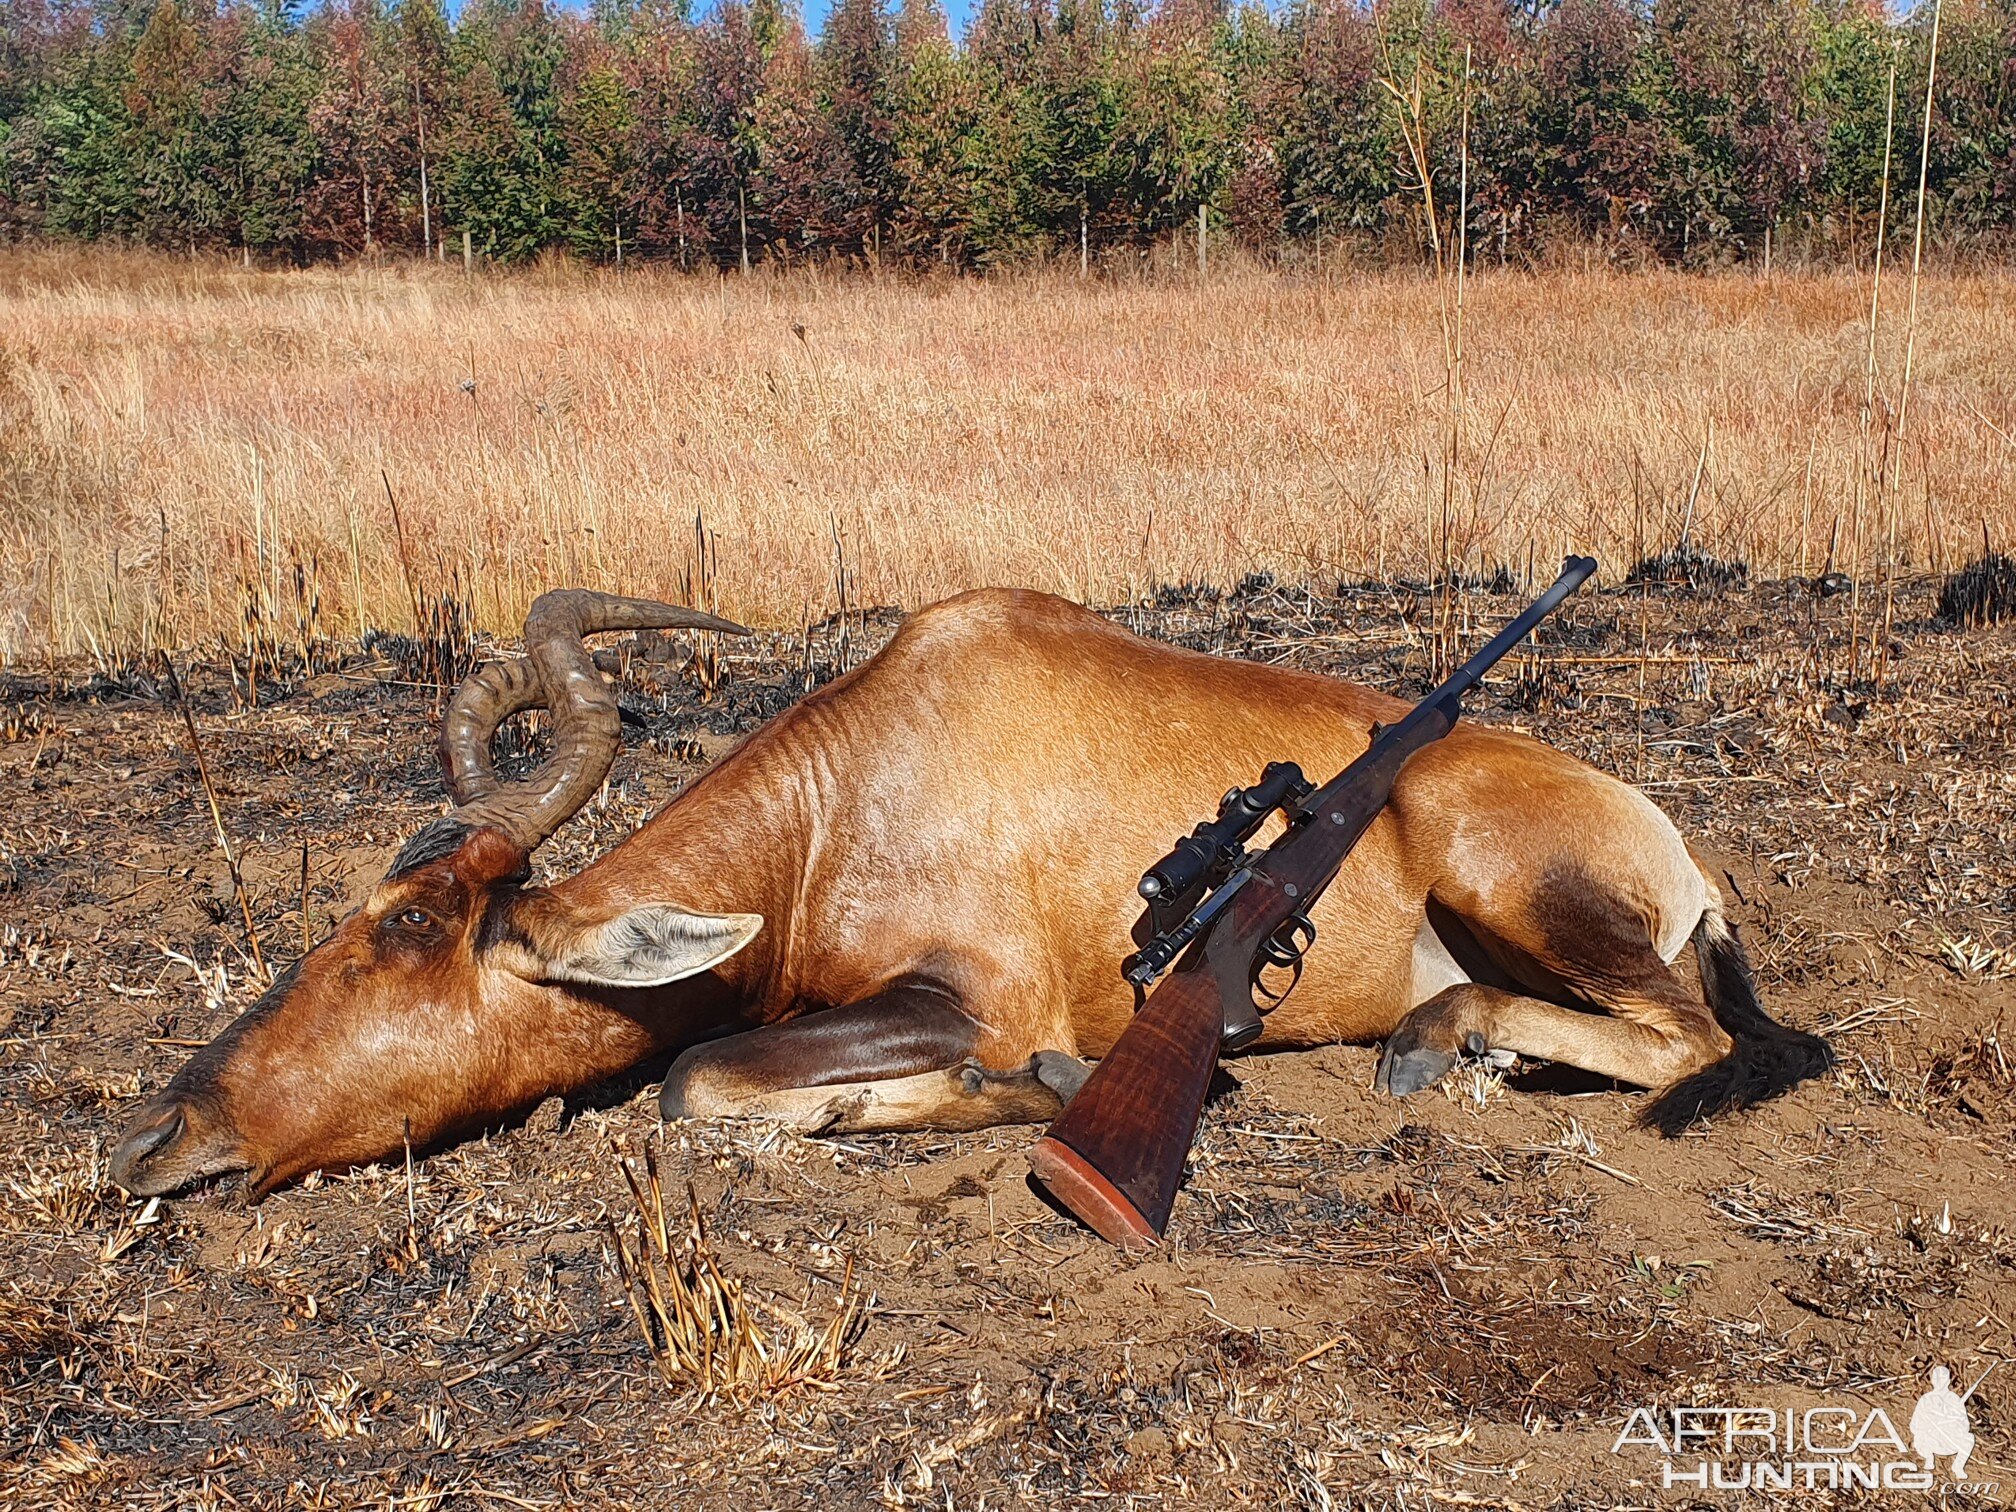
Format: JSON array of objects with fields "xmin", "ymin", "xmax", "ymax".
[{"xmin": 110, "ymin": 592, "xmax": 763, "ymax": 1198}]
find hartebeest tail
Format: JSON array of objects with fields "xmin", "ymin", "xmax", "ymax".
[{"xmin": 1642, "ymin": 912, "xmax": 1835, "ymax": 1135}]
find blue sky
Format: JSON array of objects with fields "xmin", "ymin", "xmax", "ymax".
[
  {"xmin": 799, "ymin": 0, "xmax": 979, "ymax": 32},
  {"xmin": 510, "ymin": 0, "xmax": 985, "ymax": 40},
  {"xmin": 551, "ymin": 0, "xmax": 986, "ymax": 44}
]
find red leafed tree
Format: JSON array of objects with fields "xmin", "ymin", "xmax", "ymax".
[
  {"xmin": 818, "ymin": 0, "xmax": 901, "ymax": 259},
  {"xmin": 623, "ymin": 4, "xmax": 706, "ymax": 265},
  {"xmin": 302, "ymin": 0, "xmax": 413, "ymax": 255}
]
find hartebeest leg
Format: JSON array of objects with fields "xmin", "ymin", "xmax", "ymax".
[
  {"xmin": 660, "ymin": 985, "xmax": 1088, "ymax": 1135},
  {"xmin": 1378, "ymin": 981, "xmax": 1730, "ymax": 1097},
  {"xmin": 1378, "ymin": 847, "xmax": 1735, "ymax": 1099}
]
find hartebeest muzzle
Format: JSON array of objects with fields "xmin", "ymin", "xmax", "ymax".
[{"xmin": 111, "ymin": 1090, "xmax": 247, "ymax": 1196}]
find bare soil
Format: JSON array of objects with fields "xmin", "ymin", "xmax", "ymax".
[{"xmin": 2, "ymin": 577, "xmax": 2011, "ymax": 1509}]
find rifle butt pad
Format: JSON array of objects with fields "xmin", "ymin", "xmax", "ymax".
[{"xmin": 1027, "ymin": 1135, "xmax": 1160, "ymax": 1253}]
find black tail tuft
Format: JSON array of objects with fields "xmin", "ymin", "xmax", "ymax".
[{"xmin": 1641, "ymin": 916, "xmax": 1834, "ymax": 1136}]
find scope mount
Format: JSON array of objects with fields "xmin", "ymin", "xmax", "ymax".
[{"xmin": 1122, "ymin": 760, "xmax": 1315, "ymax": 1021}]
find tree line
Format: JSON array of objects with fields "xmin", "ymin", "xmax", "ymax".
[{"xmin": 1, "ymin": 0, "xmax": 2010, "ymax": 271}]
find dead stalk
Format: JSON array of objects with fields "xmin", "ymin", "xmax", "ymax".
[
  {"xmin": 607, "ymin": 1143, "xmax": 868, "ymax": 1403},
  {"xmin": 682, "ymin": 507, "xmax": 725, "ymax": 699},
  {"xmin": 1879, "ymin": 2, "xmax": 1942, "ymax": 680},
  {"xmin": 402, "ymin": 1118, "xmax": 420, "ymax": 1259},
  {"xmin": 1446, "ymin": 44, "xmax": 1472, "ymax": 675},
  {"xmin": 381, "ymin": 468, "xmax": 426, "ymax": 634},
  {"xmin": 161, "ymin": 653, "xmax": 266, "ymax": 982},
  {"xmin": 828, "ymin": 508, "xmax": 855, "ymax": 676},
  {"xmin": 1379, "ymin": 38, "xmax": 1473, "ymax": 679},
  {"xmin": 1851, "ymin": 40, "xmax": 1900, "ymax": 687}
]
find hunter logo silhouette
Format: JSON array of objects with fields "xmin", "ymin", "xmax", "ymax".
[{"xmin": 1910, "ymin": 1364, "xmax": 1993, "ymax": 1480}]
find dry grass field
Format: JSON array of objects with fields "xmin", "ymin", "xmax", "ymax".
[{"xmin": 3, "ymin": 249, "xmax": 2013, "ymax": 661}]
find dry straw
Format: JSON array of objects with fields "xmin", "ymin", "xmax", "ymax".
[
  {"xmin": 606, "ymin": 1143, "xmax": 869, "ymax": 1402},
  {"xmin": 2, "ymin": 250, "xmax": 2013, "ymax": 661}
]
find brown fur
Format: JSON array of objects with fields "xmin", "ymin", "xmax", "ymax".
[{"xmin": 112, "ymin": 589, "xmax": 1820, "ymax": 1196}]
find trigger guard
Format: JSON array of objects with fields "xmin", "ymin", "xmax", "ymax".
[
  {"xmin": 1251, "ymin": 955, "xmax": 1302, "ymax": 1012},
  {"xmin": 1251, "ymin": 915, "xmax": 1315, "ymax": 1015}
]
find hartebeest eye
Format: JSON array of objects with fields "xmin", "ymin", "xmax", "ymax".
[{"xmin": 379, "ymin": 906, "xmax": 443, "ymax": 944}]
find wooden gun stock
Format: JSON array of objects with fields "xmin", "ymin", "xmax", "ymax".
[
  {"xmin": 1030, "ymin": 556, "xmax": 1598, "ymax": 1250},
  {"xmin": 1029, "ymin": 733, "xmax": 1430, "ymax": 1250},
  {"xmin": 1028, "ymin": 962, "xmax": 1232, "ymax": 1249}
]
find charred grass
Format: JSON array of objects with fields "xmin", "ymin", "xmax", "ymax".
[{"xmin": 1, "ymin": 576, "xmax": 2013, "ymax": 1505}]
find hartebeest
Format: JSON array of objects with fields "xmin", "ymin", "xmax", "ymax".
[{"xmin": 111, "ymin": 588, "xmax": 1831, "ymax": 1198}]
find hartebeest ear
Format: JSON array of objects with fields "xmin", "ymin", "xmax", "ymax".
[{"xmin": 509, "ymin": 903, "xmax": 764, "ymax": 989}]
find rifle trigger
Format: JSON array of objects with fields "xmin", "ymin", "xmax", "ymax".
[
  {"xmin": 1252, "ymin": 915, "xmax": 1316, "ymax": 1015},
  {"xmin": 1260, "ymin": 914, "xmax": 1317, "ymax": 972}
]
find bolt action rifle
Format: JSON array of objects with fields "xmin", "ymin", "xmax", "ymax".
[{"xmin": 1028, "ymin": 557, "xmax": 1599, "ymax": 1250}]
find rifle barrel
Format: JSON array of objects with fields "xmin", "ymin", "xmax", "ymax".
[
  {"xmin": 1316, "ymin": 556, "xmax": 1598, "ymax": 790},
  {"xmin": 1441, "ymin": 555, "xmax": 1599, "ymax": 701}
]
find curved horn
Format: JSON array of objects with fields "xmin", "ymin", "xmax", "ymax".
[
  {"xmin": 438, "ymin": 657, "xmax": 544, "ymax": 805},
  {"xmin": 440, "ymin": 590, "xmax": 750, "ymax": 851}
]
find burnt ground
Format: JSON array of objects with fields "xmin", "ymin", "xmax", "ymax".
[{"xmin": 1, "ymin": 576, "xmax": 2012, "ymax": 1509}]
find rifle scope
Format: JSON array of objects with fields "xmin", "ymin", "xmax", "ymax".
[{"xmin": 1137, "ymin": 760, "xmax": 1312, "ymax": 904}]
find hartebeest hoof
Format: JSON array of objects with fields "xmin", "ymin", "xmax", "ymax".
[
  {"xmin": 1378, "ymin": 1028, "xmax": 1512, "ymax": 1097},
  {"xmin": 1377, "ymin": 1026, "xmax": 1484, "ymax": 1098},
  {"xmin": 958, "ymin": 1051, "xmax": 1089, "ymax": 1104},
  {"xmin": 1029, "ymin": 1051, "xmax": 1091, "ymax": 1104},
  {"xmin": 1376, "ymin": 1040, "xmax": 1455, "ymax": 1097}
]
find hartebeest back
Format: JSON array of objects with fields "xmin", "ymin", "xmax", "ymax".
[{"xmin": 112, "ymin": 587, "xmax": 1830, "ymax": 1198}]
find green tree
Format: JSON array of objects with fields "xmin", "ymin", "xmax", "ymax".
[
  {"xmin": 21, "ymin": 29, "xmax": 134, "ymax": 242},
  {"xmin": 888, "ymin": 0, "xmax": 988, "ymax": 263},
  {"xmin": 1922, "ymin": 0, "xmax": 2016, "ymax": 235},
  {"xmin": 441, "ymin": 0, "xmax": 567, "ymax": 259},
  {"xmin": 0, "ymin": 0, "xmax": 2012, "ymax": 268},
  {"xmin": 127, "ymin": 0, "xmax": 226, "ymax": 244},
  {"xmin": 1007, "ymin": 0, "xmax": 1130, "ymax": 262},
  {"xmin": 219, "ymin": 5, "xmax": 318, "ymax": 253},
  {"xmin": 1266, "ymin": 0, "xmax": 1392, "ymax": 242},
  {"xmin": 818, "ymin": 0, "xmax": 900, "ymax": 256},
  {"xmin": 558, "ymin": 55, "xmax": 637, "ymax": 258},
  {"xmin": 1122, "ymin": 3, "xmax": 1247, "ymax": 245},
  {"xmin": 403, "ymin": 0, "xmax": 454, "ymax": 256},
  {"xmin": 1648, "ymin": 0, "xmax": 1827, "ymax": 259}
]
